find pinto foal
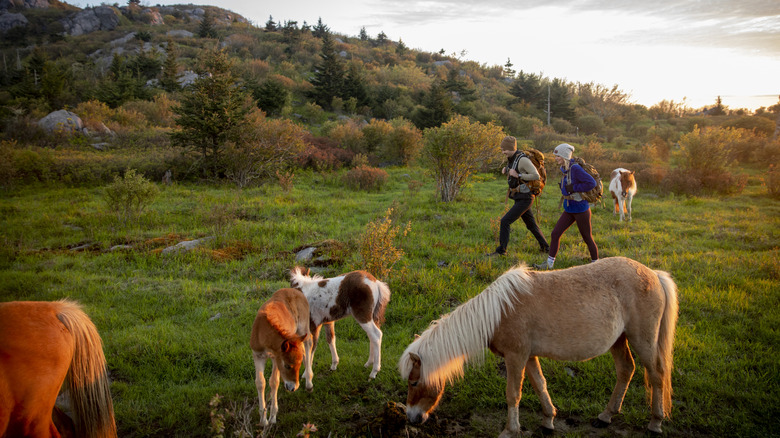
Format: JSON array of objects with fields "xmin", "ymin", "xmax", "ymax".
[
  {"xmin": 609, "ymin": 168, "xmax": 637, "ymax": 221},
  {"xmin": 250, "ymin": 288, "xmax": 313, "ymax": 427},
  {"xmin": 290, "ymin": 267, "xmax": 391, "ymax": 379}
]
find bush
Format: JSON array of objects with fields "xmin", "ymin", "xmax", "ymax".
[
  {"xmin": 358, "ymin": 207, "xmax": 410, "ymax": 280},
  {"xmin": 104, "ymin": 169, "xmax": 159, "ymax": 223},
  {"xmin": 297, "ymin": 134, "xmax": 354, "ymax": 170},
  {"xmin": 422, "ymin": 115, "xmax": 504, "ymax": 202},
  {"xmin": 343, "ymin": 165, "xmax": 388, "ymax": 191},
  {"xmin": 768, "ymin": 164, "xmax": 780, "ymax": 198}
]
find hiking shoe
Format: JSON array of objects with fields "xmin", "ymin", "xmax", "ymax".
[
  {"xmin": 532, "ymin": 262, "xmax": 551, "ymax": 270},
  {"xmin": 485, "ymin": 251, "xmax": 506, "ymax": 257}
]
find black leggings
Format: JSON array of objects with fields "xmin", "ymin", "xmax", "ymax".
[
  {"xmin": 549, "ymin": 210, "xmax": 598, "ymax": 260},
  {"xmin": 497, "ymin": 197, "xmax": 548, "ymax": 253}
]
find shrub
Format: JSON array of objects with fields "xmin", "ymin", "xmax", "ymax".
[
  {"xmin": 104, "ymin": 169, "xmax": 159, "ymax": 223},
  {"xmin": 576, "ymin": 114, "xmax": 606, "ymax": 136},
  {"xmin": 343, "ymin": 165, "xmax": 388, "ymax": 191},
  {"xmin": 384, "ymin": 118, "xmax": 423, "ymax": 165},
  {"xmin": 327, "ymin": 119, "xmax": 365, "ymax": 153},
  {"xmin": 422, "ymin": 115, "xmax": 504, "ymax": 202},
  {"xmin": 223, "ymin": 114, "xmax": 307, "ymax": 188},
  {"xmin": 722, "ymin": 116, "xmax": 775, "ymax": 137},
  {"xmin": 358, "ymin": 207, "xmax": 410, "ymax": 280},
  {"xmin": 768, "ymin": 164, "xmax": 780, "ymax": 198},
  {"xmin": 297, "ymin": 134, "xmax": 354, "ymax": 171}
]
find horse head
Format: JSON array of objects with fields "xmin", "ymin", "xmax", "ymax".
[
  {"xmin": 278, "ymin": 333, "xmax": 309, "ymax": 391},
  {"xmin": 403, "ymin": 352, "xmax": 444, "ymax": 424},
  {"xmin": 289, "ymin": 266, "xmax": 311, "ymax": 290},
  {"xmin": 619, "ymin": 170, "xmax": 635, "ymax": 198}
]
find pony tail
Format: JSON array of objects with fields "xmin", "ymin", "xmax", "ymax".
[
  {"xmin": 56, "ymin": 299, "xmax": 117, "ymax": 438},
  {"xmin": 373, "ymin": 281, "xmax": 391, "ymax": 326},
  {"xmin": 654, "ymin": 270, "xmax": 679, "ymax": 418}
]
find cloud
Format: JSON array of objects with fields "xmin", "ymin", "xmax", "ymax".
[{"xmin": 369, "ymin": 0, "xmax": 780, "ymax": 55}]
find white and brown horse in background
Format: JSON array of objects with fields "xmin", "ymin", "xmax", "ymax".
[
  {"xmin": 250, "ymin": 288, "xmax": 313, "ymax": 427},
  {"xmin": 0, "ymin": 299, "xmax": 117, "ymax": 438},
  {"xmin": 609, "ymin": 168, "xmax": 637, "ymax": 221},
  {"xmin": 399, "ymin": 257, "xmax": 678, "ymax": 437},
  {"xmin": 290, "ymin": 266, "xmax": 391, "ymax": 379}
]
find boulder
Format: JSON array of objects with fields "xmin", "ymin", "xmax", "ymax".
[
  {"xmin": 60, "ymin": 6, "xmax": 120, "ymax": 36},
  {"xmin": 0, "ymin": 0, "xmax": 49, "ymax": 10},
  {"xmin": 37, "ymin": 110, "xmax": 83, "ymax": 135},
  {"xmin": 0, "ymin": 12, "xmax": 27, "ymax": 32},
  {"xmin": 166, "ymin": 29, "xmax": 193, "ymax": 38}
]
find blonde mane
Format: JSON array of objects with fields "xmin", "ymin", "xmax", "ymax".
[
  {"xmin": 290, "ymin": 266, "xmax": 323, "ymax": 290},
  {"xmin": 399, "ymin": 265, "xmax": 532, "ymax": 390},
  {"xmin": 263, "ymin": 302, "xmax": 296, "ymax": 340}
]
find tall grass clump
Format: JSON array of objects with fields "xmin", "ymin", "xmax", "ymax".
[
  {"xmin": 343, "ymin": 165, "xmax": 388, "ymax": 191},
  {"xmin": 358, "ymin": 207, "xmax": 410, "ymax": 279},
  {"xmin": 104, "ymin": 169, "xmax": 159, "ymax": 223}
]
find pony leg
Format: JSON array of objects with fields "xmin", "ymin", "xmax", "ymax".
[
  {"xmin": 612, "ymin": 196, "xmax": 619, "ymax": 215},
  {"xmin": 498, "ymin": 352, "xmax": 529, "ymax": 438},
  {"xmin": 268, "ymin": 361, "xmax": 281, "ymax": 425},
  {"xmin": 627, "ymin": 195, "xmax": 633, "ymax": 221},
  {"xmin": 525, "ymin": 356, "xmax": 556, "ymax": 430},
  {"xmin": 596, "ymin": 334, "xmax": 635, "ymax": 427},
  {"xmin": 618, "ymin": 198, "xmax": 625, "ymax": 221},
  {"xmin": 303, "ymin": 333, "xmax": 314, "ymax": 392},
  {"xmin": 645, "ymin": 362, "xmax": 667, "ymax": 433},
  {"xmin": 252, "ymin": 353, "xmax": 269, "ymax": 427},
  {"xmin": 323, "ymin": 322, "xmax": 339, "ymax": 371},
  {"xmin": 359, "ymin": 321, "xmax": 383, "ymax": 379}
]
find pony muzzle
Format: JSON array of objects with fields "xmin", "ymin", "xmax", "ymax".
[
  {"xmin": 406, "ymin": 406, "xmax": 429, "ymax": 424},
  {"xmin": 284, "ymin": 380, "xmax": 299, "ymax": 392}
]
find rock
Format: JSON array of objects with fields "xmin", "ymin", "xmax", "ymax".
[
  {"xmin": 161, "ymin": 236, "xmax": 214, "ymax": 255},
  {"xmin": 109, "ymin": 244, "xmax": 132, "ymax": 251},
  {"xmin": 0, "ymin": 0, "xmax": 49, "ymax": 10},
  {"xmin": 166, "ymin": 29, "xmax": 193, "ymax": 38},
  {"xmin": 0, "ymin": 12, "xmax": 27, "ymax": 32},
  {"xmin": 37, "ymin": 110, "xmax": 83, "ymax": 135},
  {"xmin": 60, "ymin": 6, "xmax": 121, "ymax": 36},
  {"xmin": 91, "ymin": 143, "xmax": 109, "ymax": 151},
  {"xmin": 177, "ymin": 70, "xmax": 198, "ymax": 87},
  {"xmin": 209, "ymin": 313, "xmax": 222, "ymax": 321},
  {"xmin": 295, "ymin": 247, "xmax": 316, "ymax": 262}
]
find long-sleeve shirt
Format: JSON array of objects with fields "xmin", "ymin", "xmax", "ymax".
[{"xmin": 560, "ymin": 161, "xmax": 597, "ymax": 213}]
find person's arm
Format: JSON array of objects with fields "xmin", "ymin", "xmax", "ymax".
[
  {"xmin": 515, "ymin": 156, "xmax": 539, "ymax": 181},
  {"xmin": 565, "ymin": 165, "xmax": 596, "ymax": 193}
]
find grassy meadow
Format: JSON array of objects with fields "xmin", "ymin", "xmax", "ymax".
[{"xmin": 1, "ymin": 167, "xmax": 778, "ymax": 438}]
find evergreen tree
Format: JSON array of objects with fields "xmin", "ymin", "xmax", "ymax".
[
  {"xmin": 710, "ymin": 96, "xmax": 727, "ymax": 116},
  {"xmin": 376, "ymin": 31, "xmax": 388, "ymax": 45},
  {"xmin": 170, "ymin": 49, "xmax": 254, "ymax": 177},
  {"xmin": 544, "ymin": 78, "xmax": 575, "ymax": 122},
  {"xmin": 343, "ymin": 63, "xmax": 369, "ymax": 108},
  {"xmin": 359, "ymin": 26, "xmax": 368, "ymax": 41},
  {"xmin": 308, "ymin": 33, "xmax": 345, "ymax": 110},
  {"xmin": 414, "ymin": 80, "xmax": 452, "ymax": 129},
  {"xmin": 160, "ymin": 38, "xmax": 180, "ymax": 91},
  {"xmin": 265, "ymin": 15, "xmax": 276, "ymax": 31},
  {"xmin": 396, "ymin": 38, "xmax": 408, "ymax": 56},
  {"xmin": 509, "ymin": 70, "xmax": 543, "ymax": 105},
  {"xmin": 253, "ymin": 78, "xmax": 289, "ymax": 116},
  {"xmin": 503, "ymin": 58, "xmax": 515, "ymax": 78},
  {"xmin": 313, "ymin": 17, "xmax": 329, "ymax": 38},
  {"xmin": 197, "ymin": 9, "xmax": 218, "ymax": 38}
]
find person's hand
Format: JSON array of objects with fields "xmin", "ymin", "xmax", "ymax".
[
  {"xmin": 565, "ymin": 183, "xmax": 574, "ymax": 193},
  {"xmin": 501, "ymin": 166, "xmax": 507, "ymax": 175},
  {"xmin": 508, "ymin": 168, "xmax": 519, "ymax": 178}
]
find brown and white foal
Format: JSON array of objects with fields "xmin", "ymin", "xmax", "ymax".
[
  {"xmin": 290, "ymin": 266, "xmax": 391, "ymax": 379},
  {"xmin": 250, "ymin": 288, "xmax": 313, "ymax": 427},
  {"xmin": 609, "ymin": 168, "xmax": 637, "ymax": 221}
]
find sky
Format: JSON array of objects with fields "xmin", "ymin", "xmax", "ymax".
[{"xmin": 66, "ymin": 0, "xmax": 780, "ymax": 111}]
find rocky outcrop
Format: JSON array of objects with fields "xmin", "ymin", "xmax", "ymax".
[
  {"xmin": 0, "ymin": 11, "xmax": 26, "ymax": 31},
  {"xmin": 37, "ymin": 110, "xmax": 83, "ymax": 135},
  {"xmin": 60, "ymin": 6, "xmax": 120, "ymax": 36},
  {"xmin": 0, "ymin": 0, "xmax": 49, "ymax": 10}
]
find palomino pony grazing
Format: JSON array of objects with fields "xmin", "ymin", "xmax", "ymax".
[
  {"xmin": 399, "ymin": 257, "xmax": 678, "ymax": 437},
  {"xmin": 0, "ymin": 299, "xmax": 117, "ymax": 438},
  {"xmin": 609, "ymin": 168, "xmax": 637, "ymax": 221},
  {"xmin": 290, "ymin": 266, "xmax": 391, "ymax": 379},
  {"xmin": 250, "ymin": 288, "xmax": 313, "ymax": 427}
]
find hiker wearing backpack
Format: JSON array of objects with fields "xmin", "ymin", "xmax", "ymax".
[
  {"xmin": 534, "ymin": 143, "xmax": 599, "ymax": 270},
  {"xmin": 487, "ymin": 136, "xmax": 549, "ymax": 257}
]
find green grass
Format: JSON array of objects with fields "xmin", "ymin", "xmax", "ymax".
[{"xmin": 1, "ymin": 167, "xmax": 778, "ymax": 437}]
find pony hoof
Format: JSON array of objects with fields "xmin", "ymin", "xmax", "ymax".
[
  {"xmin": 591, "ymin": 418, "xmax": 610, "ymax": 428},
  {"xmin": 330, "ymin": 364, "xmax": 338, "ymax": 371},
  {"xmin": 535, "ymin": 426, "xmax": 555, "ymax": 436}
]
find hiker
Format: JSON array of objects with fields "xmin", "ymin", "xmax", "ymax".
[
  {"xmin": 534, "ymin": 143, "xmax": 598, "ymax": 269},
  {"xmin": 487, "ymin": 136, "xmax": 549, "ymax": 257}
]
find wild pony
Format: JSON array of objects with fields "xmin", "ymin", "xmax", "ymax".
[
  {"xmin": 399, "ymin": 257, "xmax": 678, "ymax": 436},
  {"xmin": 290, "ymin": 266, "xmax": 391, "ymax": 379},
  {"xmin": 250, "ymin": 288, "xmax": 313, "ymax": 427},
  {"xmin": 609, "ymin": 168, "xmax": 637, "ymax": 221},
  {"xmin": 0, "ymin": 299, "xmax": 117, "ymax": 438}
]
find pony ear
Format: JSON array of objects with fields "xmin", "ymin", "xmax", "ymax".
[
  {"xmin": 409, "ymin": 352, "xmax": 421, "ymax": 365},
  {"xmin": 306, "ymin": 267, "xmax": 311, "ymax": 276},
  {"xmin": 281, "ymin": 339, "xmax": 291, "ymax": 353},
  {"xmin": 413, "ymin": 333, "xmax": 421, "ymax": 340},
  {"xmin": 297, "ymin": 333, "xmax": 309, "ymax": 344}
]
